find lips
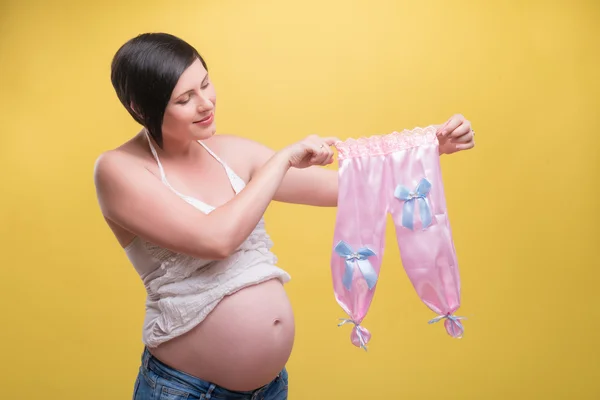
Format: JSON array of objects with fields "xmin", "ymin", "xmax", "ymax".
[{"xmin": 194, "ymin": 112, "xmax": 214, "ymax": 125}]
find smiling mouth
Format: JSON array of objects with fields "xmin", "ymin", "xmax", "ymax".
[{"xmin": 194, "ymin": 113, "xmax": 214, "ymax": 124}]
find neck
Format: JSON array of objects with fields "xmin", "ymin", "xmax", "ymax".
[{"xmin": 144, "ymin": 129, "xmax": 200, "ymax": 161}]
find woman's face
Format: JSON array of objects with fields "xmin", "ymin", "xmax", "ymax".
[{"xmin": 162, "ymin": 58, "xmax": 217, "ymax": 143}]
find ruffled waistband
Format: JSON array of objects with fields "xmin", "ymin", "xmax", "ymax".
[{"xmin": 334, "ymin": 125, "xmax": 438, "ymax": 160}]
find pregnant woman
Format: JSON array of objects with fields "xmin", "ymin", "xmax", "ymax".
[{"xmin": 93, "ymin": 32, "xmax": 475, "ymax": 399}]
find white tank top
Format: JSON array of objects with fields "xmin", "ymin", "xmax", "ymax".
[{"xmin": 124, "ymin": 133, "xmax": 291, "ymax": 348}]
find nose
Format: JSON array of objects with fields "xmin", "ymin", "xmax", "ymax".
[{"xmin": 197, "ymin": 93, "xmax": 214, "ymax": 112}]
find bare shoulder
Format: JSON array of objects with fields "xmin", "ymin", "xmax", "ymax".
[
  {"xmin": 91, "ymin": 134, "xmax": 238, "ymax": 259},
  {"xmin": 93, "ymin": 133, "xmax": 161, "ymax": 220},
  {"xmin": 93, "ymin": 135, "xmax": 151, "ymax": 187},
  {"xmin": 93, "ymin": 148, "xmax": 137, "ymax": 186}
]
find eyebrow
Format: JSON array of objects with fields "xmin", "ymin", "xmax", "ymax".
[{"xmin": 174, "ymin": 74, "xmax": 209, "ymax": 99}]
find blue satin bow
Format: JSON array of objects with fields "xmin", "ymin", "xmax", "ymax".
[
  {"xmin": 334, "ymin": 241, "xmax": 377, "ymax": 291},
  {"xmin": 394, "ymin": 178, "xmax": 433, "ymax": 230},
  {"xmin": 428, "ymin": 313, "xmax": 466, "ymax": 338}
]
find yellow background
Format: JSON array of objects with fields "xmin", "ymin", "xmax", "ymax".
[{"xmin": 1, "ymin": 0, "xmax": 599, "ymax": 399}]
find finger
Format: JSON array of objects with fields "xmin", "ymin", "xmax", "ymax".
[
  {"xmin": 436, "ymin": 121, "xmax": 450, "ymax": 136},
  {"xmin": 455, "ymin": 141, "xmax": 475, "ymax": 151},
  {"xmin": 309, "ymin": 144, "xmax": 329, "ymax": 164},
  {"xmin": 449, "ymin": 122, "xmax": 471, "ymax": 139},
  {"xmin": 326, "ymin": 153, "xmax": 335, "ymax": 164},
  {"xmin": 323, "ymin": 146, "xmax": 335, "ymax": 165},
  {"xmin": 325, "ymin": 142, "xmax": 334, "ymax": 158},
  {"xmin": 319, "ymin": 151, "xmax": 333, "ymax": 165},
  {"xmin": 440, "ymin": 114, "xmax": 464, "ymax": 137},
  {"xmin": 306, "ymin": 135, "xmax": 333, "ymax": 149},
  {"xmin": 307, "ymin": 144, "xmax": 321, "ymax": 162},
  {"xmin": 305, "ymin": 136, "xmax": 337, "ymax": 164},
  {"xmin": 319, "ymin": 145, "xmax": 333, "ymax": 164},
  {"xmin": 313, "ymin": 138, "xmax": 334, "ymax": 161},
  {"xmin": 322, "ymin": 137, "xmax": 342, "ymax": 146},
  {"xmin": 453, "ymin": 130, "xmax": 474, "ymax": 143}
]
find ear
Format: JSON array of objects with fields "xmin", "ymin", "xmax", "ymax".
[{"xmin": 129, "ymin": 101, "xmax": 142, "ymax": 119}]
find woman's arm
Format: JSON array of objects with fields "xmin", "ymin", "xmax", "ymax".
[
  {"xmin": 237, "ymin": 117, "xmax": 475, "ymax": 207},
  {"xmin": 94, "ymin": 149, "xmax": 291, "ymax": 259},
  {"xmin": 93, "ymin": 135, "xmax": 334, "ymax": 259},
  {"xmin": 229, "ymin": 137, "xmax": 339, "ymax": 207}
]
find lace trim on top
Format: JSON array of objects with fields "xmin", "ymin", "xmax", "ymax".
[{"xmin": 334, "ymin": 125, "xmax": 438, "ymax": 160}]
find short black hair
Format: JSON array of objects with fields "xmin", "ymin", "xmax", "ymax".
[{"xmin": 110, "ymin": 33, "xmax": 207, "ymax": 148}]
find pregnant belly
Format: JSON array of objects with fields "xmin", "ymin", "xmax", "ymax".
[{"xmin": 149, "ymin": 278, "xmax": 295, "ymax": 391}]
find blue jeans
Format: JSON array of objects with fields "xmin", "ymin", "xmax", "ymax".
[{"xmin": 133, "ymin": 347, "xmax": 288, "ymax": 400}]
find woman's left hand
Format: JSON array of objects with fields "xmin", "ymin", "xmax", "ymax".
[{"xmin": 436, "ymin": 114, "xmax": 476, "ymax": 155}]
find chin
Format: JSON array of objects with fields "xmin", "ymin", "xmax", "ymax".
[{"xmin": 192, "ymin": 124, "xmax": 217, "ymax": 140}]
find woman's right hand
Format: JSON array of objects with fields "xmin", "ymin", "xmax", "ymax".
[{"xmin": 281, "ymin": 135, "xmax": 340, "ymax": 169}]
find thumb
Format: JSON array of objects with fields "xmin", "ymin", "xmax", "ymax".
[{"xmin": 322, "ymin": 137, "xmax": 342, "ymax": 146}]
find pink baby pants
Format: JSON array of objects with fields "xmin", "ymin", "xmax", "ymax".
[{"xmin": 331, "ymin": 126, "xmax": 464, "ymax": 350}]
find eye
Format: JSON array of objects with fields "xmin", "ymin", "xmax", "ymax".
[{"xmin": 177, "ymin": 95, "xmax": 191, "ymax": 105}]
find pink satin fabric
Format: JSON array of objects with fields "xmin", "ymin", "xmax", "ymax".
[{"xmin": 331, "ymin": 126, "xmax": 463, "ymax": 350}]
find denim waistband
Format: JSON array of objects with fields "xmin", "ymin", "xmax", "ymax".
[{"xmin": 141, "ymin": 347, "xmax": 281, "ymax": 399}]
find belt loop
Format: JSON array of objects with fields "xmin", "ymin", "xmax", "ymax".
[
  {"xmin": 142, "ymin": 348, "xmax": 149, "ymax": 370},
  {"xmin": 205, "ymin": 383, "xmax": 216, "ymax": 399}
]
